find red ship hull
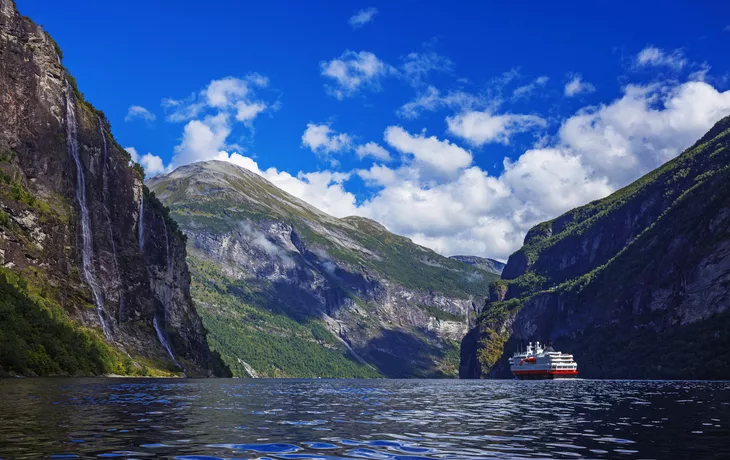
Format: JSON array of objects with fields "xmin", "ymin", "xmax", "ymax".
[{"xmin": 512, "ymin": 369, "xmax": 579, "ymax": 380}]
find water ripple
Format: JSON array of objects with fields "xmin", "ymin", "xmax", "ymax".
[{"xmin": 0, "ymin": 379, "xmax": 728, "ymax": 459}]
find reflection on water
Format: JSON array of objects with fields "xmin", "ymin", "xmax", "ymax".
[{"xmin": 0, "ymin": 379, "xmax": 728, "ymax": 459}]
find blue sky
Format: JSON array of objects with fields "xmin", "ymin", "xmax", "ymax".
[{"xmin": 20, "ymin": 0, "xmax": 730, "ymax": 259}]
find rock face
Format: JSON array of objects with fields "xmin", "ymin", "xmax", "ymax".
[
  {"xmin": 147, "ymin": 161, "xmax": 498, "ymax": 377},
  {"xmin": 0, "ymin": 0, "xmax": 228, "ymax": 376},
  {"xmin": 449, "ymin": 255, "xmax": 505, "ymax": 276},
  {"xmin": 460, "ymin": 116, "xmax": 730, "ymax": 380}
]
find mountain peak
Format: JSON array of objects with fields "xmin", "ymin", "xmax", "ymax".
[
  {"xmin": 340, "ymin": 215, "xmax": 389, "ymax": 233},
  {"xmin": 148, "ymin": 157, "xmax": 499, "ymax": 378}
]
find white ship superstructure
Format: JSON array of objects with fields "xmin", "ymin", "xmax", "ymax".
[{"xmin": 509, "ymin": 341, "xmax": 578, "ymax": 379}]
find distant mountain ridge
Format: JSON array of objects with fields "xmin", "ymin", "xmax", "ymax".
[
  {"xmin": 460, "ymin": 115, "xmax": 730, "ymax": 380},
  {"xmin": 449, "ymin": 255, "xmax": 505, "ymax": 276},
  {"xmin": 148, "ymin": 160, "xmax": 498, "ymax": 378}
]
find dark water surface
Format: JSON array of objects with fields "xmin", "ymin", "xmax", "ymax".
[{"xmin": 0, "ymin": 379, "xmax": 728, "ymax": 459}]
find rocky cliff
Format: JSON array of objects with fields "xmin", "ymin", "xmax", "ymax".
[
  {"xmin": 461, "ymin": 116, "xmax": 730, "ymax": 380},
  {"xmin": 0, "ymin": 0, "xmax": 228, "ymax": 376},
  {"xmin": 148, "ymin": 161, "xmax": 497, "ymax": 377}
]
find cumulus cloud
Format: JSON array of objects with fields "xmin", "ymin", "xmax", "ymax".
[
  {"xmin": 446, "ymin": 111, "xmax": 547, "ymax": 146},
  {"xmin": 513, "ymin": 76, "xmax": 549, "ymax": 99},
  {"xmin": 356, "ymin": 142, "xmax": 391, "ymax": 161},
  {"xmin": 125, "ymin": 105, "xmax": 156, "ymax": 122},
  {"xmin": 385, "ymin": 126, "xmax": 472, "ymax": 178},
  {"xmin": 302, "ymin": 123, "xmax": 353, "ymax": 155},
  {"xmin": 635, "ymin": 46, "xmax": 687, "ymax": 70},
  {"xmin": 163, "ymin": 74, "xmax": 271, "ymax": 123},
  {"xmin": 232, "ymin": 154, "xmax": 359, "ymax": 218},
  {"xmin": 156, "ymin": 75, "xmax": 276, "ymax": 170},
  {"xmin": 252, "ymin": 80, "xmax": 730, "ymax": 261},
  {"xmin": 172, "ymin": 113, "xmax": 232, "ymax": 166},
  {"xmin": 152, "ymin": 72, "xmax": 730, "ymax": 262},
  {"xmin": 301, "ymin": 124, "xmax": 392, "ymax": 164},
  {"xmin": 348, "ymin": 7, "xmax": 378, "ymax": 29},
  {"xmin": 564, "ymin": 74, "xmax": 596, "ymax": 97},
  {"xmin": 320, "ymin": 50, "xmax": 390, "ymax": 99},
  {"xmin": 125, "ymin": 146, "xmax": 167, "ymax": 176}
]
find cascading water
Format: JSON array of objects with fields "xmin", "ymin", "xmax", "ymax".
[
  {"xmin": 65, "ymin": 81, "xmax": 111, "ymax": 340},
  {"xmin": 153, "ymin": 315, "xmax": 176, "ymax": 362},
  {"xmin": 98, "ymin": 118, "xmax": 124, "ymax": 323}
]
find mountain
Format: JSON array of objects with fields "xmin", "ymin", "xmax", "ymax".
[
  {"xmin": 460, "ymin": 116, "xmax": 730, "ymax": 380},
  {"xmin": 147, "ymin": 160, "xmax": 498, "ymax": 378},
  {"xmin": 0, "ymin": 0, "xmax": 229, "ymax": 377},
  {"xmin": 449, "ymin": 255, "xmax": 505, "ymax": 276}
]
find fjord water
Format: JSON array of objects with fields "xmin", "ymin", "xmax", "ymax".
[{"xmin": 0, "ymin": 379, "xmax": 728, "ymax": 459}]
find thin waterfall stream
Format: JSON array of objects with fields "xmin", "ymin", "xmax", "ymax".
[
  {"xmin": 98, "ymin": 118, "xmax": 124, "ymax": 323},
  {"xmin": 157, "ymin": 218, "xmax": 176, "ymax": 362},
  {"xmin": 65, "ymin": 82, "xmax": 111, "ymax": 339},
  {"xmin": 153, "ymin": 315, "xmax": 176, "ymax": 362}
]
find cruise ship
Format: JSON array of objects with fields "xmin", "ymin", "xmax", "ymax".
[{"xmin": 509, "ymin": 341, "xmax": 578, "ymax": 379}]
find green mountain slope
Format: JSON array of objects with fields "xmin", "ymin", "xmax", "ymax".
[
  {"xmin": 461, "ymin": 115, "xmax": 730, "ymax": 380},
  {"xmin": 148, "ymin": 160, "xmax": 497, "ymax": 378}
]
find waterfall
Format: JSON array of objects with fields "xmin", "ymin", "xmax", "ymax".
[
  {"xmin": 65, "ymin": 81, "xmax": 111, "ymax": 340},
  {"xmin": 138, "ymin": 193, "xmax": 145, "ymax": 250},
  {"xmin": 98, "ymin": 117, "xmax": 124, "ymax": 323},
  {"xmin": 153, "ymin": 315, "xmax": 176, "ymax": 362}
]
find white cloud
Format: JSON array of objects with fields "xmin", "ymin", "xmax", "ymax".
[
  {"xmin": 125, "ymin": 147, "xmax": 167, "ymax": 177},
  {"xmin": 125, "ymin": 105, "xmax": 156, "ymax": 122},
  {"xmin": 635, "ymin": 46, "xmax": 687, "ymax": 70},
  {"xmin": 513, "ymin": 76, "xmax": 549, "ymax": 99},
  {"xmin": 446, "ymin": 111, "xmax": 547, "ymax": 146},
  {"xmin": 163, "ymin": 74, "xmax": 271, "ymax": 123},
  {"xmin": 320, "ymin": 50, "xmax": 390, "ymax": 99},
  {"xmin": 559, "ymin": 81, "xmax": 730, "ymax": 184},
  {"xmin": 400, "ymin": 52, "xmax": 454, "ymax": 86},
  {"xmin": 398, "ymin": 86, "xmax": 485, "ymax": 119},
  {"xmin": 171, "ymin": 113, "xmax": 232, "ymax": 167},
  {"xmin": 153, "ymin": 73, "xmax": 730, "ymax": 263},
  {"xmin": 356, "ymin": 142, "xmax": 391, "ymax": 162},
  {"xmin": 157, "ymin": 75, "xmax": 276, "ymax": 170},
  {"xmin": 235, "ymin": 101, "xmax": 267, "ymax": 123},
  {"xmin": 281, "ymin": 80, "xmax": 730, "ymax": 261},
  {"xmin": 564, "ymin": 74, "xmax": 596, "ymax": 97},
  {"xmin": 348, "ymin": 7, "xmax": 378, "ymax": 29},
  {"xmin": 301, "ymin": 123, "xmax": 353, "ymax": 156},
  {"xmin": 384, "ymin": 126, "xmax": 472, "ymax": 178},
  {"xmin": 230, "ymin": 155, "xmax": 359, "ymax": 218}
]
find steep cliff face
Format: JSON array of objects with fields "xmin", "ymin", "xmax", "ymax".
[
  {"xmin": 148, "ymin": 161, "xmax": 497, "ymax": 377},
  {"xmin": 0, "ymin": 0, "xmax": 227, "ymax": 376},
  {"xmin": 461, "ymin": 116, "xmax": 730, "ymax": 380}
]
